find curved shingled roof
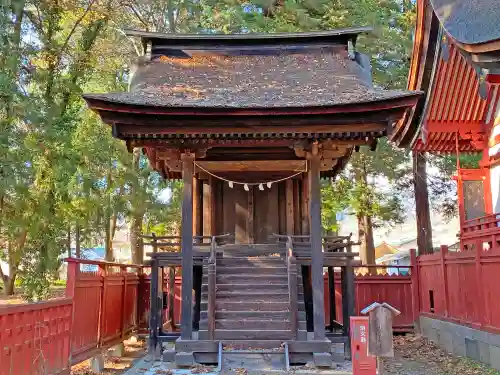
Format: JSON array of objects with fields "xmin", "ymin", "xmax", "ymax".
[
  {"xmin": 431, "ymin": 0, "xmax": 500, "ymax": 45},
  {"xmin": 84, "ymin": 48, "xmax": 418, "ymax": 109}
]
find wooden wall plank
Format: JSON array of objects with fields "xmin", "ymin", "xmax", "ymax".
[
  {"xmin": 293, "ymin": 179, "xmax": 301, "ymax": 235},
  {"xmin": 301, "ymin": 177, "xmax": 310, "ymax": 236},
  {"xmin": 286, "ymin": 180, "xmax": 294, "ymax": 235},
  {"xmin": 234, "ymin": 186, "xmax": 249, "ymax": 243},
  {"xmin": 223, "ymin": 184, "xmax": 235, "ymax": 237},
  {"xmin": 278, "ymin": 182, "xmax": 286, "ymax": 236},
  {"xmin": 248, "ymin": 187, "xmax": 255, "ymax": 243},
  {"xmin": 203, "ymin": 180, "xmax": 212, "ymax": 237}
]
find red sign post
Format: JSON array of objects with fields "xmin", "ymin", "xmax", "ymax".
[{"xmin": 351, "ymin": 316, "xmax": 377, "ymax": 375}]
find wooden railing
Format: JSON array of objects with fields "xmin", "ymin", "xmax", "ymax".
[
  {"xmin": 66, "ymin": 258, "xmax": 144, "ymax": 364},
  {"xmin": 286, "ymin": 235, "xmax": 299, "ymax": 339},
  {"xmin": 0, "ymin": 258, "xmax": 145, "ymax": 375},
  {"xmin": 207, "ymin": 236, "xmax": 217, "ymax": 340},
  {"xmin": 460, "ymin": 213, "xmax": 500, "ymax": 252}
]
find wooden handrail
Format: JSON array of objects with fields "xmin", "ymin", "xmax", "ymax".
[
  {"xmin": 64, "ymin": 257, "xmax": 144, "ymax": 268},
  {"xmin": 207, "ymin": 235, "xmax": 218, "ymax": 340},
  {"xmin": 286, "ymin": 236, "xmax": 298, "ymax": 339}
]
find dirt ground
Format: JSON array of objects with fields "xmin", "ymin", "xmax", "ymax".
[
  {"xmin": 71, "ymin": 339, "xmax": 146, "ymax": 375},
  {"xmin": 383, "ymin": 334, "xmax": 500, "ymax": 375},
  {"xmin": 66, "ymin": 334, "xmax": 500, "ymax": 375}
]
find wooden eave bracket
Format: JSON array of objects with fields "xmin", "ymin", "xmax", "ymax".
[{"xmin": 361, "ymin": 302, "xmax": 401, "ymax": 316}]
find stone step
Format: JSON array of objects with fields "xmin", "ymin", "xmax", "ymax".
[
  {"xmin": 222, "ymin": 351, "xmax": 286, "ymax": 372},
  {"xmin": 221, "ymin": 244, "xmax": 284, "ymax": 250},
  {"xmin": 201, "ymin": 310, "xmax": 306, "ymax": 321},
  {"xmin": 221, "ymin": 340, "xmax": 285, "ymax": 350},
  {"xmin": 214, "ymin": 319, "xmax": 306, "ymax": 330},
  {"xmin": 210, "ymin": 291, "xmax": 289, "ymax": 302},
  {"xmin": 216, "ymin": 257, "xmax": 285, "ymax": 266},
  {"xmin": 217, "ymin": 266, "xmax": 287, "ymax": 275},
  {"xmin": 214, "ymin": 329, "xmax": 293, "ymax": 340},
  {"xmin": 202, "ymin": 283, "xmax": 289, "ymax": 293},
  {"xmin": 201, "ymin": 301, "xmax": 305, "ymax": 312},
  {"xmin": 203, "ymin": 274, "xmax": 290, "ymax": 284}
]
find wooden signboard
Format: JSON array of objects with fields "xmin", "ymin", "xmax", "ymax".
[{"xmin": 360, "ymin": 302, "xmax": 401, "ymax": 358}]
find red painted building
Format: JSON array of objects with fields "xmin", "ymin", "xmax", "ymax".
[{"xmin": 396, "ymin": 0, "xmax": 500, "ymax": 368}]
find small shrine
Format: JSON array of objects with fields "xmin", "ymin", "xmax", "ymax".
[{"xmin": 84, "ymin": 28, "xmax": 421, "ymax": 368}]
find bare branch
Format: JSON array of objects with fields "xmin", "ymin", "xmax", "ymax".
[
  {"xmin": 112, "ymin": 26, "xmax": 143, "ymax": 56},
  {"xmin": 126, "ymin": 3, "xmax": 150, "ymax": 31},
  {"xmin": 57, "ymin": 0, "xmax": 97, "ymax": 64}
]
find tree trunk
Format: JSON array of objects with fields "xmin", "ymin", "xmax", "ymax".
[
  {"xmin": 130, "ymin": 214, "xmax": 144, "ymax": 264},
  {"xmin": 3, "ymin": 277, "xmax": 15, "ymax": 296},
  {"xmin": 67, "ymin": 226, "xmax": 72, "ymax": 257},
  {"xmin": 413, "ymin": 151, "xmax": 433, "ymax": 254},
  {"xmin": 358, "ymin": 214, "xmax": 375, "ymax": 265},
  {"xmin": 75, "ymin": 223, "xmax": 81, "ymax": 258},
  {"xmin": 355, "ymin": 159, "xmax": 376, "ymax": 266},
  {"xmin": 105, "ymin": 216, "xmax": 114, "ymax": 262}
]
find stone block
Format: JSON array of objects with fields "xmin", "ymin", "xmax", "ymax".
[
  {"xmin": 163, "ymin": 348, "xmax": 175, "ymax": 362},
  {"xmin": 426, "ymin": 326, "xmax": 439, "ymax": 345},
  {"xmin": 90, "ymin": 355, "xmax": 105, "ymax": 374},
  {"xmin": 452, "ymin": 333, "xmax": 465, "ymax": 357},
  {"xmin": 478, "ymin": 341, "xmax": 491, "ymax": 365},
  {"xmin": 465, "ymin": 338, "xmax": 479, "ymax": 360},
  {"xmin": 487, "ymin": 331, "xmax": 500, "ymax": 348},
  {"xmin": 175, "ymin": 351, "xmax": 195, "ymax": 367},
  {"xmin": 128, "ymin": 335, "xmax": 139, "ymax": 344},
  {"xmin": 313, "ymin": 352, "xmax": 332, "ymax": 368},
  {"xmin": 438, "ymin": 330, "xmax": 453, "ymax": 354},
  {"xmin": 490, "ymin": 346, "xmax": 500, "ymax": 371},
  {"xmin": 109, "ymin": 343, "xmax": 125, "ymax": 357}
]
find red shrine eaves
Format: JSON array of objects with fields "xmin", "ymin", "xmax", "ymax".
[{"xmin": 84, "ymin": 28, "xmax": 422, "ymax": 180}]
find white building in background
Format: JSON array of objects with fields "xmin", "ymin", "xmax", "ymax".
[{"xmin": 336, "ymin": 209, "xmax": 460, "ymax": 268}]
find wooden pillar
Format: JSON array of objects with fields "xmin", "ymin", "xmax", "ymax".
[
  {"xmin": 149, "ymin": 257, "xmax": 159, "ymax": 353},
  {"xmin": 193, "ymin": 265, "xmax": 202, "ymax": 331},
  {"xmin": 343, "ymin": 254, "xmax": 356, "ymax": 358},
  {"xmin": 203, "ymin": 178, "xmax": 212, "ymax": 237},
  {"xmin": 413, "ymin": 151, "xmax": 433, "ymax": 254},
  {"xmin": 308, "ymin": 150, "xmax": 325, "ymax": 340},
  {"xmin": 181, "ymin": 153, "xmax": 194, "ymax": 340},
  {"xmin": 301, "ymin": 177, "xmax": 310, "ymax": 236},
  {"xmin": 286, "ymin": 179, "xmax": 294, "ymax": 235},
  {"xmin": 193, "ymin": 176, "xmax": 203, "ymax": 239},
  {"xmin": 210, "ymin": 177, "xmax": 217, "ymax": 236},
  {"xmin": 302, "ymin": 265, "xmax": 314, "ymax": 332},
  {"xmin": 328, "ymin": 266, "xmax": 336, "ymax": 331},
  {"xmin": 247, "ymin": 186, "xmax": 254, "ymax": 243}
]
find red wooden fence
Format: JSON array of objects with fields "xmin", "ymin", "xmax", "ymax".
[
  {"xmin": 323, "ymin": 261, "xmax": 417, "ymax": 332},
  {"xmin": 66, "ymin": 259, "xmax": 145, "ymax": 364},
  {"xmin": 0, "ymin": 299, "xmax": 73, "ymax": 375},
  {"xmin": 418, "ymin": 238, "xmax": 500, "ymax": 333},
  {"xmin": 0, "ymin": 259, "xmax": 147, "ymax": 375}
]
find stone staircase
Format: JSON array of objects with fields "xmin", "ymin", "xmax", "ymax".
[
  {"xmin": 199, "ymin": 244, "xmax": 307, "ymax": 342},
  {"xmin": 172, "ymin": 243, "xmax": 334, "ymax": 368}
]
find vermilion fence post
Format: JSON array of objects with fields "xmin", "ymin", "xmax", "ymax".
[
  {"xmin": 121, "ymin": 266, "xmax": 128, "ymax": 339},
  {"xmin": 66, "ymin": 261, "xmax": 78, "ymax": 298},
  {"xmin": 98, "ymin": 263, "xmax": 107, "ymax": 346},
  {"xmin": 475, "ymin": 240, "xmax": 486, "ymax": 326},
  {"xmin": 440, "ymin": 245, "xmax": 449, "ymax": 317},
  {"xmin": 410, "ymin": 249, "xmax": 420, "ymax": 324},
  {"xmin": 65, "ymin": 260, "xmax": 78, "ymax": 367}
]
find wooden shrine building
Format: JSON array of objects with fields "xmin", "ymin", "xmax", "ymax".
[{"xmin": 84, "ymin": 28, "xmax": 421, "ymax": 367}]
